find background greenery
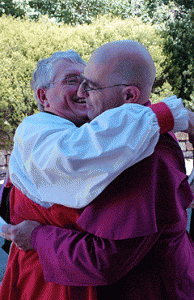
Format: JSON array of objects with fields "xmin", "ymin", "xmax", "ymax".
[{"xmin": 0, "ymin": 0, "xmax": 193, "ymax": 151}]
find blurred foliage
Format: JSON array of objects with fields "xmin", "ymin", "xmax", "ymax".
[
  {"xmin": 4, "ymin": 0, "xmax": 191, "ymax": 107},
  {"xmin": 0, "ymin": 0, "xmax": 25, "ymax": 18},
  {"xmin": 1, "ymin": 0, "xmax": 133, "ymax": 24},
  {"xmin": 161, "ymin": 2, "xmax": 194, "ymax": 107},
  {"xmin": 0, "ymin": 0, "xmax": 179, "ymax": 25}
]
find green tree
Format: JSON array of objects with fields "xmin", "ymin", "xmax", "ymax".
[
  {"xmin": 26, "ymin": 0, "xmax": 133, "ymax": 25},
  {"xmin": 162, "ymin": 2, "xmax": 194, "ymax": 105},
  {"xmin": 0, "ymin": 0, "xmax": 25, "ymax": 17}
]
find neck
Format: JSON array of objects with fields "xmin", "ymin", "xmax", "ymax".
[{"xmin": 144, "ymin": 100, "xmax": 151, "ymax": 107}]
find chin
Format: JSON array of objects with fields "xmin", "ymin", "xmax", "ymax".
[{"xmin": 87, "ymin": 110, "xmax": 97, "ymax": 121}]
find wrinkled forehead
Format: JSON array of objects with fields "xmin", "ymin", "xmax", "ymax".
[{"xmin": 53, "ymin": 59, "xmax": 85, "ymax": 80}]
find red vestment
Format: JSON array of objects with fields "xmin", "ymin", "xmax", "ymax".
[{"xmin": 0, "ymin": 187, "xmax": 97, "ymax": 300}]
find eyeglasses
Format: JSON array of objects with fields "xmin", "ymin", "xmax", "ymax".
[
  {"xmin": 82, "ymin": 81, "xmax": 129, "ymax": 93},
  {"xmin": 53, "ymin": 74, "xmax": 83, "ymax": 86}
]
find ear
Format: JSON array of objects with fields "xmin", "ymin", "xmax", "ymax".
[
  {"xmin": 122, "ymin": 86, "xmax": 140, "ymax": 104},
  {"xmin": 37, "ymin": 87, "xmax": 50, "ymax": 108}
]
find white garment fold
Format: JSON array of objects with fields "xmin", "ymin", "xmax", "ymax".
[{"xmin": 9, "ymin": 96, "xmax": 188, "ymax": 208}]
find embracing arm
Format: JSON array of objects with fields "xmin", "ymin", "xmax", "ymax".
[
  {"xmin": 9, "ymin": 96, "xmax": 188, "ymax": 208},
  {"xmin": 30, "ymin": 224, "xmax": 160, "ymax": 286},
  {"xmin": 0, "ymin": 220, "xmax": 159, "ymax": 285}
]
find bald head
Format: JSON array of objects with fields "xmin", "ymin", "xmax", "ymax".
[{"xmin": 88, "ymin": 40, "xmax": 156, "ymax": 103}]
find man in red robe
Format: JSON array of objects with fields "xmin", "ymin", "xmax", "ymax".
[{"xmin": 1, "ymin": 41, "xmax": 194, "ymax": 299}]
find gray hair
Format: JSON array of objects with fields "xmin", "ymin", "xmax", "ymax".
[{"xmin": 31, "ymin": 50, "xmax": 86, "ymax": 111}]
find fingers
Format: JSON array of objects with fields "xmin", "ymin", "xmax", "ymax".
[
  {"xmin": 0, "ymin": 224, "xmax": 13, "ymax": 240},
  {"xmin": 0, "ymin": 221, "xmax": 41, "ymax": 251},
  {"xmin": 1, "ymin": 224, "xmax": 10, "ymax": 233},
  {"xmin": 0, "ymin": 232, "xmax": 6, "ymax": 239},
  {"xmin": 15, "ymin": 242, "xmax": 28, "ymax": 251}
]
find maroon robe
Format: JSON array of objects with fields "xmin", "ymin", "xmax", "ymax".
[{"xmin": 30, "ymin": 133, "xmax": 194, "ymax": 299}]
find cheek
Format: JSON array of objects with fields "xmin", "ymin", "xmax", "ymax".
[
  {"xmin": 64, "ymin": 86, "xmax": 78, "ymax": 97},
  {"xmin": 94, "ymin": 92, "xmax": 104, "ymax": 109},
  {"xmin": 93, "ymin": 99, "xmax": 102, "ymax": 114}
]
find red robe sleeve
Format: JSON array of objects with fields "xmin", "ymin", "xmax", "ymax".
[{"xmin": 150, "ymin": 102, "xmax": 174, "ymax": 134}]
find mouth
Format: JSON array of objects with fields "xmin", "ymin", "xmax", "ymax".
[{"xmin": 72, "ymin": 97, "xmax": 86, "ymax": 104}]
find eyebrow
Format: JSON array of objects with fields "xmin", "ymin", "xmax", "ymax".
[
  {"xmin": 65, "ymin": 73, "xmax": 80, "ymax": 78},
  {"xmin": 81, "ymin": 74, "xmax": 98, "ymax": 87},
  {"xmin": 55, "ymin": 73, "xmax": 81, "ymax": 80}
]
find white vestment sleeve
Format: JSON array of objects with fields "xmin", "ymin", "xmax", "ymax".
[
  {"xmin": 9, "ymin": 97, "xmax": 188, "ymax": 208},
  {"xmin": 162, "ymin": 96, "xmax": 188, "ymax": 132}
]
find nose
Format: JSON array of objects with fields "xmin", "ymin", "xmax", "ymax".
[
  {"xmin": 77, "ymin": 81, "xmax": 87, "ymax": 98},
  {"xmin": 77, "ymin": 80, "xmax": 88, "ymax": 98}
]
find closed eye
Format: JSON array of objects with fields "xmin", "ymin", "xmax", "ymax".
[
  {"xmin": 66, "ymin": 78, "xmax": 79, "ymax": 84},
  {"xmin": 63, "ymin": 75, "xmax": 83, "ymax": 85},
  {"xmin": 82, "ymin": 81, "xmax": 97, "ymax": 91}
]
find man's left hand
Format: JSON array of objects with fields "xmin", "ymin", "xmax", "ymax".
[{"xmin": 0, "ymin": 220, "xmax": 41, "ymax": 251}]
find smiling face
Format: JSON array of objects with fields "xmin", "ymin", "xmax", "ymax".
[
  {"xmin": 78, "ymin": 60, "xmax": 125, "ymax": 120},
  {"xmin": 38, "ymin": 59, "xmax": 88, "ymax": 126}
]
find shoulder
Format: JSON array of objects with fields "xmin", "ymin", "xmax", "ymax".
[
  {"xmin": 16, "ymin": 112, "xmax": 74, "ymax": 135},
  {"xmin": 154, "ymin": 133, "xmax": 186, "ymax": 173},
  {"xmin": 77, "ymin": 133, "xmax": 191, "ymax": 239},
  {"xmin": 20, "ymin": 112, "xmax": 59, "ymax": 125},
  {"xmin": 16, "ymin": 112, "xmax": 45, "ymax": 131}
]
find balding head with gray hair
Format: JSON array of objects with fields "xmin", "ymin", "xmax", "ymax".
[{"xmin": 31, "ymin": 50, "xmax": 86, "ymax": 111}]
